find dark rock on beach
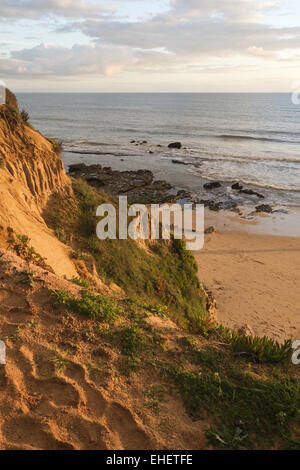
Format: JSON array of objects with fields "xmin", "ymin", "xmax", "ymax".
[
  {"xmin": 205, "ymin": 226, "xmax": 216, "ymax": 234},
  {"xmin": 172, "ymin": 159, "xmax": 188, "ymax": 165},
  {"xmin": 232, "ymin": 182, "xmax": 243, "ymax": 190},
  {"xmin": 239, "ymin": 189, "xmax": 264, "ymax": 199},
  {"xmin": 177, "ymin": 189, "xmax": 191, "ymax": 198},
  {"xmin": 68, "ymin": 163, "xmax": 180, "ymax": 204},
  {"xmin": 199, "ymin": 199, "xmax": 238, "ymax": 212},
  {"xmin": 255, "ymin": 204, "xmax": 273, "ymax": 214},
  {"xmin": 168, "ymin": 142, "xmax": 182, "ymax": 149},
  {"xmin": 204, "ymin": 182, "xmax": 222, "ymax": 190}
]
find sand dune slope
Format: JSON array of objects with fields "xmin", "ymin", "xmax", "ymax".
[{"xmin": 0, "ymin": 249, "xmax": 207, "ymax": 450}]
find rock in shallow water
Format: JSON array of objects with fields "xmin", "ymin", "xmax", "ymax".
[
  {"xmin": 172, "ymin": 159, "xmax": 188, "ymax": 165},
  {"xmin": 204, "ymin": 182, "xmax": 222, "ymax": 190},
  {"xmin": 168, "ymin": 142, "xmax": 182, "ymax": 149},
  {"xmin": 255, "ymin": 204, "xmax": 273, "ymax": 213},
  {"xmin": 232, "ymin": 182, "xmax": 243, "ymax": 190},
  {"xmin": 239, "ymin": 189, "xmax": 264, "ymax": 199}
]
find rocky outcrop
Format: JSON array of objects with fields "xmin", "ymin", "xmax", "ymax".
[{"xmin": 68, "ymin": 163, "xmax": 178, "ymax": 203}]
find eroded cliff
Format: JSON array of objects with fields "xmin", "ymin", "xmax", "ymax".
[{"xmin": 0, "ymin": 93, "xmax": 76, "ymax": 277}]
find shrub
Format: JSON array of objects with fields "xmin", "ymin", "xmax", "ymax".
[
  {"xmin": 120, "ymin": 326, "xmax": 144, "ymax": 355},
  {"xmin": 217, "ymin": 325, "xmax": 292, "ymax": 363},
  {"xmin": 47, "ymin": 137, "xmax": 63, "ymax": 154},
  {"xmin": 230, "ymin": 334, "xmax": 292, "ymax": 363},
  {"xmin": 20, "ymin": 109, "xmax": 30, "ymax": 123},
  {"xmin": 51, "ymin": 289, "xmax": 119, "ymax": 323},
  {"xmin": 8, "ymin": 234, "xmax": 47, "ymax": 267}
]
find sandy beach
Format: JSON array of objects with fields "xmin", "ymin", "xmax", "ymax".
[{"xmin": 194, "ymin": 210, "xmax": 300, "ymax": 342}]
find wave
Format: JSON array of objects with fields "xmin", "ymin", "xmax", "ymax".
[
  {"xmin": 218, "ymin": 134, "xmax": 297, "ymax": 144},
  {"xmin": 178, "ymin": 147, "xmax": 300, "ymax": 164},
  {"xmin": 66, "ymin": 140, "xmax": 113, "ymax": 147},
  {"xmin": 64, "ymin": 148, "xmax": 143, "ymax": 158},
  {"xmin": 188, "ymin": 170, "xmax": 300, "ymax": 193}
]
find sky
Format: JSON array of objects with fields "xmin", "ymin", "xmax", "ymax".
[{"xmin": 0, "ymin": 0, "xmax": 300, "ymax": 92}]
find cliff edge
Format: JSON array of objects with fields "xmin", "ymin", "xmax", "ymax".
[{"xmin": 0, "ymin": 92, "xmax": 77, "ymax": 277}]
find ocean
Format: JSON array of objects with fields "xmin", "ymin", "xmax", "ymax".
[{"xmin": 17, "ymin": 92, "xmax": 300, "ymax": 211}]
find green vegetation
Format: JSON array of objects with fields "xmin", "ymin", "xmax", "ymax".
[
  {"xmin": 229, "ymin": 333, "xmax": 292, "ymax": 363},
  {"xmin": 120, "ymin": 325, "xmax": 144, "ymax": 355},
  {"xmin": 52, "ymin": 352, "xmax": 68, "ymax": 374},
  {"xmin": 51, "ymin": 288, "xmax": 119, "ymax": 323},
  {"xmin": 19, "ymin": 270, "xmax": 36, "ymax": 287},
  {"xmin": 217, "ymin": 325, "xmax": 293, "ymax": 364},
  {"xmin": 46, "ymin": 178, "xmax": 210, "ymax": 332},
  {"xmin": 43, "ymin": 177, "xmax": 300, "ymax": 450},
  {"xmin": 47, "ymin": 137, "xmax": 63, "ymax": 154},
  {"xmin": 20, "ymin": 109, "xmax": 30, "ymax": 123},
  {"xmin": 8, "ymin": 234, "xmax": 48, "ymax": 269},
  {"xmin": 159, "ymin": 357, "xmax": 300, "ymax": 450},
  {"xmin": 69, "ymin": 276, "xmax": 91, "ymax": 288}
]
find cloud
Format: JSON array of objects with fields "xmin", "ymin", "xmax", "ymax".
[
  {"xmin": 1, "ymin": 0, "xmax": 300, "ymax": 82},
  {"xmin": 0, "ymin": 0, "xmax": 112, "ymax": 19},
  {"xmin": 0, "ymin": 43, "xmax": 139, "ymax": 76}
]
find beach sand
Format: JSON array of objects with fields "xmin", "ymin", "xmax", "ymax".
[{"xmin": 194, "ymin": 210, "xmax": 300, "ymax": 342}]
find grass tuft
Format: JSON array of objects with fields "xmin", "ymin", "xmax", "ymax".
[{"xmin": 51, "ymin": 288, "xmax": 119, "ymax": 322}]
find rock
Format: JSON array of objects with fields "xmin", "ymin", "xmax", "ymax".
[
  {"xmin": 204, "ymin": 182, "xmax": 222, "ymax": 190},
  {"xmin": 130, "ymin": 140, "xmax": 136, "ymax": 143},
  {"xmin": 172, "ymin": 159, "xmax": 188, "ymax": 165},
  {"xmin": 68, "ymin": 164, "xmax": 180, "ymax": 204},
  {"xmin": 199, "ymin": 200, "xmax": 221, "ymax": 211},
  {"xmin": 205, "ymin": 226, "xmax": 216, "ymax": 234},
  {"xmin": 255, "ymin": 204, "xmax": 273, "ymax": 214},
  {"xmin": 176, "ymin": 189, "xmax": 191, "ymax": 198},
  {"xmin": 199, "ymin": 199, "xmax": 237, "ymax": 212},
  {"xmin": 239, "ymin": 189, "xmax": 264, "ymax": 199},
  {"xmin": 149, "ymin": 151, "xmax": 154, "ymax": 154},
  {"xmin": 168, "ymin": 142, "xmax": 182, "ymax": 149},
  {"xmin": 237, "ymin": 324, "xmax": 255, "ymax": 337},
  {"xmin": 232, "ymin": 182, "xmax": 243, "ymax": 190},
  {"xmin": 68, "ymin": 163, "xmax": 88, "ymax": 173}
]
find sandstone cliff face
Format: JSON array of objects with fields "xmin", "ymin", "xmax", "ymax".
[
  {"xmin": 5, "ymin": 89, "xmax": 19, "ymax": 111},
  {"xmin": 0, "ymin": 95, "xmax": 77, "ymax": 277}
]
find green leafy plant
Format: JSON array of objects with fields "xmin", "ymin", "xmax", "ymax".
[
  {"xmin": 52, "ymin": 352, "xmax": 68, "ymax": 374},
  {"xmin": 9, "ymin": 234, "xmax": 47, "ymax": 267},
  {"xmin": 70, "ymin": 277, "xmax": 90, "ymax": 288},
  {"xmin": 120, "ymin": 326, "xmax": 144, "ymax": 355},
  {"xmin": 51, "ymin": 289, "xmax": 119, "ymax": 322}
]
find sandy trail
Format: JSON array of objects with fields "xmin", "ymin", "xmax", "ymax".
[{"xmin": 194, "ymin": 212, "xmax": 300, "ymax": 342}]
